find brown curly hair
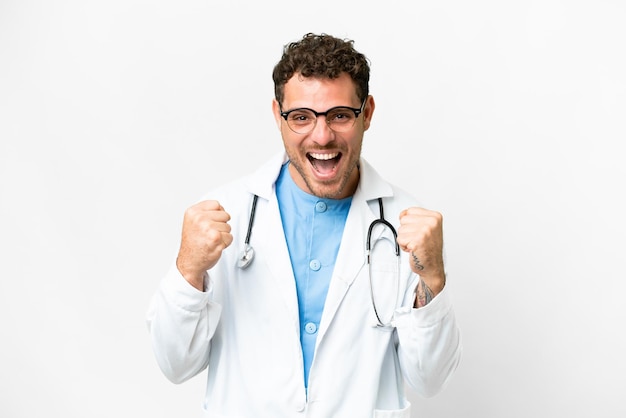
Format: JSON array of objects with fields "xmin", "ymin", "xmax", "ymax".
[{"xmin": 272, "ymin": 33, "xmax": 370, "ymax": 106}]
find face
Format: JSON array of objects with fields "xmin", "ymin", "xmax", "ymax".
[{"xmin": 272, "ymin": 72, "xmax": 375, "ymax": 199}]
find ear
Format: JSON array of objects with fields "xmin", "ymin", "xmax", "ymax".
[
  {"xmin": 272, "ymin": 99, "xmax": 283, "ymax": 131},
  {"xmin": 362, "ymin": 95, "xmax": 375, "ymax": 131}
]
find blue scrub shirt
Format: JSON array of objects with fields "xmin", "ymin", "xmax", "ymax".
[{"xmin": 275, "ymin": 162, "xmax": 352, "ymax": 389}]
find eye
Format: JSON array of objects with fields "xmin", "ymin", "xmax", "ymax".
[
  {"xmin": 328, "ymin": 108, "xmax": 354, "ymax": 123},
  {"xmin": 288, "ymin": 110, "xmax": 314, "ymax": 125}
]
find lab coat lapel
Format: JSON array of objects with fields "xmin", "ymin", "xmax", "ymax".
[
  {"xmin": 244, "ymin": 153, "xmax": 300, "ymax": 333},
  {"xmin": 257, "ymin": 196, "xmax": 301, "ymax": 331},
  {"xmin": 317, "ymin": 197, "xmax": 372, "ymax": 343},
  {"xmin": 316, "ymin": 162, "xmax": 390, "ymax": 344}
]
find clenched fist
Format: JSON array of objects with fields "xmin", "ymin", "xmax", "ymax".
[
  {"xmin": 176, "ymin": 200, "xmax": 233, "ymax": 290},
  {"xmin": 396, "ymin": 207, "xmax": 446, "ymax": 306}
]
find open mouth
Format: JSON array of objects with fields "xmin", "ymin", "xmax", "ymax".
[{"xmin": 307, "ymin": 152, "xmax": 341, "ymax": 175}]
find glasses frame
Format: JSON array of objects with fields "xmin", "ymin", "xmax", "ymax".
[{"xmin": 279, "ymin": 99, "xmax": 366, "ymax": 134}]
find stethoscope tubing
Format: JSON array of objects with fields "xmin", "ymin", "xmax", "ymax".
[
  {"xmin": 244, "ymin": 194, "xmax": 259, "ymax": 246},
  {"xmin": 366, "ymin": 198, "xmax": 400, "ymax": 328}
]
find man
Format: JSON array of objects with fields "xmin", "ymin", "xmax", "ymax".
[{"xmin": 147, "ymin": 33, "xmax": 461, "ymax": 417}]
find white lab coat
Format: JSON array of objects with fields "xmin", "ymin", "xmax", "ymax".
[{"xmin": 146, "ymin": 152, "xmax": 461, "ymax": 418}]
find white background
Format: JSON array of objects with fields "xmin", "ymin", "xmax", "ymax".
[{"xmin": 1, "ymin": 0, "xmax": 625, "ymax": 417}]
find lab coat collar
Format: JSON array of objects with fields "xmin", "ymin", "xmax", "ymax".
[{"xmin": 241, "ymin": 152, "xmax": 287, "ymax": 201}]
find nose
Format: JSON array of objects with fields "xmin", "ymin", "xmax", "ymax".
[{"xmin": 309, "ymin": 115, "xmax": 334, "ymax": 145}]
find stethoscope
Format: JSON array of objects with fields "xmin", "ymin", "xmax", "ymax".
[
  {"xmin": 366, "ymin": 198, "xmax": 401, "ymax": 328},
  {"xmin": 237, "ymin": 194, "xmax": 400, "ymax": 329}
]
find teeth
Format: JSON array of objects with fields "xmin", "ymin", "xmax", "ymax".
[{"xmin": 309, "ymin": 152, "xmax": 338, "ymax": 160}]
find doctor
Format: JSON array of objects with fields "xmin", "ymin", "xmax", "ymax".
[{"xmin": 147, "ymin": 33, "xmax": 461, "ymax": 417}]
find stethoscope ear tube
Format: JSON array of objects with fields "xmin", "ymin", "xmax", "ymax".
[
  {"xmin": 366, "ymin": 218, "xmax": 400, "ymax": 255},
  {"xmin": 366, "ymin": 198, "xmax": 400, "ymax": 255}
]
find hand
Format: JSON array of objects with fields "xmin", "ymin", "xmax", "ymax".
[
  {"xmin": 176, "ymin": 200, "xmax": 233, "ymax": 290},
  {"xmin": 397, "ymin": 207, "xmax": 446, "ymax": 306}
]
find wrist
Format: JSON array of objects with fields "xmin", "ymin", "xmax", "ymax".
[
  {"xmin": 422, "ymin": 272, "xmax": 446, "ymax": 295},
  {"xmin": 414, "ymin": 273, "xmax": 445, "ymax": 308},
  {"xmin": 176, "ymin": 258, "xmax": 206, "ymax": 291}
]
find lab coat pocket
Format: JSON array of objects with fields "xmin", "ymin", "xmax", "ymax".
[{"xmin": 373, "ymin": 402, "xmax": 411, "ymax": 418}]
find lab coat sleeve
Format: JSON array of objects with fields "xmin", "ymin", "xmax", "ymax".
[
  {"xmin": 393, "ymin": 285, "xmax": 462, "ymax": 397},
  {"xmin": 146, "ymin": 264, "xmax": 222, "ymax": 384}
]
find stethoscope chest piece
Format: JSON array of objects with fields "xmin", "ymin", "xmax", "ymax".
[{"xmin": 237, "ymin": 244, "xmax": 255, "ymax": 269}]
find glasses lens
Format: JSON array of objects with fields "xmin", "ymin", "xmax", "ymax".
[
  {"xmin": 286, "ymin": 109, "xmax": 316, "ymax": 134},
  {"xmin": 326, "ymin": 108, "xmax": 357, "ymax": 132}
]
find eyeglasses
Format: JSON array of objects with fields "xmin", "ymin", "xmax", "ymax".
[{"xmin": 280, "ymin": 100, "xmax": 366, "ymax": 134}]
